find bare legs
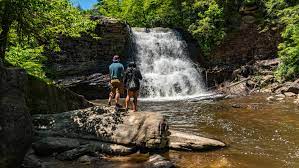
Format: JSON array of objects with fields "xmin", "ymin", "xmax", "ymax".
[
  {"xmin": 108, "ymin": 92, "xmax": 121, "ymax": 106},
  {"xmin": 108, "ymin": 92, "xmax": 113, "ymax": 106},
  {"xmin": 125, "ymin": 90, "xmax": 138, "ymax": 112}
]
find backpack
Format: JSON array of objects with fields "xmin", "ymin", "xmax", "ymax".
[{"xmin": 127, "ymin": 68, "xmax": 138, "ymax": 91}]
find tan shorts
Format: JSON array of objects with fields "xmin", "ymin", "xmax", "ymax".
[{"xmin": 110, "ymin": 79, "xmax": 124, "ymax": 94}]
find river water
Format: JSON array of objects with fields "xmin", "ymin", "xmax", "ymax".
[
  {"xmin": 40, "ymin": 94, "xmax": 299, "ymax": 168},
  {"xmin": 86, "ymin": 94, "xmax": 299, "ymax": 168}
]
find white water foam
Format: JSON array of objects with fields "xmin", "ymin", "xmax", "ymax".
[{"xmin": 131, "ymin": 28, "xmax": 208, "ymax": 101}]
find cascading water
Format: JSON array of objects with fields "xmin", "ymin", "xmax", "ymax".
[{"xmin": 131, "ymin": 27, "xmax": 207, "ymax": 100}]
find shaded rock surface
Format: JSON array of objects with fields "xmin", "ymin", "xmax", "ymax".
[
  {"xmin": 32, "ymin": 137, "xmax": 80, "ymax": 156},
  {"xmin": 32, "ymin": 106, "xmax": 169, "ymax": 150},
  {"xmin": 0, "ymin": 65, "xmax": 33, "ymax": 168},
  {"xmin": 169, "ymin": 130, "xmax": 226, "ymax": 151},
  {"xmin": 27, "ymin": 76, "xmax": 93, "ymax": 114},
  {"xmin": 55, "ymin": 140, "xmax": 136, "ymax": 160},
  {"xmin": 21, "ymin": 149, "xmax": 42, "ymax": 168},
  {"xmin": 54, "ymin": 73, "xmax": 110, "ymax": 100}
]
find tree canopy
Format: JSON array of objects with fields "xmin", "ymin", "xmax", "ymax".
[{"xmin": 0, "ymin": 0, "xmax": 96, "ymax": 79}]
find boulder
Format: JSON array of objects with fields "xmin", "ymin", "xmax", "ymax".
[
  {"xmin": 0, "ymin": 67, "xmax": 33, "ymax": 168},
  {"xmin": 169, "ymin": 130, "xmax": 226, "ymax": 151},
  {"xmin": 21, "ymin": 149, "xmax": 42, "ymax": 168},
  {"xmin": 32, "ymin": 106, "xmax": 169, "ymax": 150},
  {"xmin": 145, "ymin": 154, "xmax": 175, "ymax": 168},
  {"xmin": 284, "ymin": 92, "xmax": 297, "ymax": 97},
  {"xmin": 260, "ymin": 75, "xmax": 274, "ymax": 86},
  {"xmin": 274, "ymin": 80, "xmax": 299, "ymax": 94},
  {"xmin": 286, "ymin": 80, "xmax": 299, "ymax": 94}
]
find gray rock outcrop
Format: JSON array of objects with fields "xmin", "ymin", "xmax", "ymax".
[
  {"xmin": 32, "ymin": 106, "xmax": 169, "ymax": 150},
  {"xmin": 54, "ymin": 73, "xmax": 110, "ymax": 100}
]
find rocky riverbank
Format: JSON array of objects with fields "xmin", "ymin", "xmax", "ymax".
[
  {"xmin": 213, "ymin": 58, "xmax": 299, "ymax": 105},
  {"xmin": 21, "ymin": 106, "xmax": 226, "ymax": 168}
]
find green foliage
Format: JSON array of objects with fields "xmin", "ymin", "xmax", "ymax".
[
  {"xmin": 275, "ymin": 4, "xmax": 299, "ymax": 80},
  {"xmin": 6, "ymin": 45, "xmax": 47, "ymax": 79},
  {"xmin": 1, "ymin": 0, "xmax": 97, "ymax": 80},
  {"xmin": 188, "ymin": 1, "xmax": 225, "ymax": 55},
  {"xmin": 97, "ymin": 0, "xmax": 228, "ymax": 54}
]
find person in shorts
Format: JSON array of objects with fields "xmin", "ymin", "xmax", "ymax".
[
  {"xmin": 108, "ymin": 55, "xmax": 124, "ymax": 107},
  {"xmin": 123, "ymin": 62, "xmax": 143, "ymax": 112}
]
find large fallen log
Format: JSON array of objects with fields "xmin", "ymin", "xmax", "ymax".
[{"xmin": 32, "ymin": 106, "xmax": 169, "ymax": 150}]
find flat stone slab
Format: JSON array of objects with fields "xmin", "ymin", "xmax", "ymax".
[{"xmin": 169, "ymin": 130, "xmax": 226, "ymax": 151}]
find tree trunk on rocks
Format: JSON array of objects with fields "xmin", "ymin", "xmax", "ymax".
[
  {"xmin": 32, "ymin": 106, "xmax": 169, "ymax": 150},
  {"xmin": 169, "ymin": 130, "xmax": 226, "ymax": 151}
]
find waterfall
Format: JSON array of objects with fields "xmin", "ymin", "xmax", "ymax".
[{"xmin": 131, "ymin": 27, "xmax": 206, "ymax": 100}]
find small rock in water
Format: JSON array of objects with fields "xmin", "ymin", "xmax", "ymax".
[
  {"xmin": 266, "ymin": 96, "xmax": 275, "ymax": 101},
  {"xmin": 77, "ymin": 155, "xmax": 98, "ymax": 164},
  {"xmin": 275, "ymin": 94, "xmax": 286, "ymax": 98},
  {"xmin": 276, "ymin": 97, "xmax": 285, "ymax": 101},
  {"xmin": 145, "ymin": 154, "xmax": 175, "ymax": 168},
  {"xmin": 169, "ymin": 130, "xmax": 226, "ymax": 151},
  {"xmin": 284, "ymin": 92, "xmax": 297, "ymax": 97},
  {"xmin": 231, "ymin": 104, "xmax": 242, "ymax": 108}
]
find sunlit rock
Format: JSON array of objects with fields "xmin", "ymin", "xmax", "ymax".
[
  {"xmin": 32, "ymin": 106, "xmax": 169, "ymax": 150},
  {"xmin": 169, "ymin": 130, "xmax": 226, "ymax": 151}
]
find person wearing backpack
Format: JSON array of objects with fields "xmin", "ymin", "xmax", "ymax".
[
  {"xmin": 108, "ymin": 55, "xmax": 124, "ymax": 108},
  {"xmin": 124, "ymin": 62, "xmax": 143, "ymax": 112}
]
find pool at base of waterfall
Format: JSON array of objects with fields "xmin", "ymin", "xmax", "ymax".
[{"xmin": 90, "ymin": 93, "xmax": 299, "ymax": 168}]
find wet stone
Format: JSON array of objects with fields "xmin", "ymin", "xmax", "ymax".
[
  {"xmin": 284, "ymin": 92, "xmax": 296, "ymax": 97},
  {"xmin": 145, "ymin": 154, "xmax": 175, "ymax": 168}
]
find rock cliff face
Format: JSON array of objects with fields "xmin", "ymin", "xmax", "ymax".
[
  {"xmin": 203, "ymin": 5, "xmax": 281, "ymax": 87},
  {"xmin": 46, "ymin": 17, "xmax": 129, "ymax": 99},
  {"xmin": 47, "ymin": 17, "xmax": 129, "ymax": 78},
  {"xmin": 0, "ymin": 62, "xmax": 32, "ymax": 168}
]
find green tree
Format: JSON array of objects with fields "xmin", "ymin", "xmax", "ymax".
[{"xmin": 0, "ymin": 0, "xmax": 96, "ymax": 80}]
